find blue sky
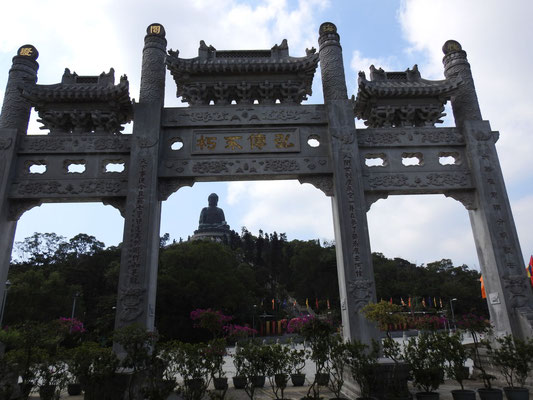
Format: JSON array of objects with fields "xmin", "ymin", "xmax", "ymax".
[{"xmin": 1, "ymin": 0, "xmax": 532, "ymax": 269}]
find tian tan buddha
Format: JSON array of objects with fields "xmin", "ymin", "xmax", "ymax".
[{"xmin": 192, "ymin": 193, "xmax": 230, "ymax": 242}]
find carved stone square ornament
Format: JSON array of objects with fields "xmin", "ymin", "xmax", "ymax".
[{"xmin": 0, "ymin": 23, "xmax": 531, "ymax": 347}]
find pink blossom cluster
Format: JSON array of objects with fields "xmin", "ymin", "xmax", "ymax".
[
  {"xmin": 59, "ymin": 317, "xmax": 86, "ymax": 333},
  {"xmin": 222, "ymin": 324, "xmax": 257, "ymax": 339},
  {"xmin": 190, "ymin": 308, "xmax": 233, "ymax": 323},
  {"xmin": 286, "ymin": 315, "xmax": 314, "ymax": 334},
  {"xmin": 456, "ymin": 313, "xmax": 490, "ymax": 333}
]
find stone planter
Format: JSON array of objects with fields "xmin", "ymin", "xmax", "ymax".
[
  {"xmin": 252, "ymin": 375, "xmax": 265, "ymax": 388},
  {"xmin": 67, "ymin": 383, "xmax": 82, "ymax": 396},
  {"xmin": 451, "ymin": 389, "xmax": 476, "ymax": 400},
  {"xmin": 502, "ymin": 387, "xmax": 529, "ymax": 400},
  {"xmin": 315, "ymin": 372, "xmax": 329, "ymax": 386},
  {"xmin": 274, "ymin": 373, "xmax": 288, "ymax": 388},
  {"xmin": 477, "ymin": 388, "xmax": 503, "ymax": 400},
  {"xmin": 38, "ymin": 385, "xmax": 57, "ymax": 400},
  {"xmin": 213, "ymin": 377, "xmax": 228, "ymax": 390},
  {"xmin": 291, "ymin": 373, "xmax": 305, "ymax": 386},
  {"xmin": 415, "ymin": 392, "xmax": 439, "ymax": 400},
  {"xmin": 232, "ymin": 376, "xmax": 247, "ymax": 389}
]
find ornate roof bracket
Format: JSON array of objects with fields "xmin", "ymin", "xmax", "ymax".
[
  {"xmin": 353, "ymin": 64, "xmax": 463, "ymax": 128},
  {"xmin": 365, "ymin": 192, "xmax": 389, "ymax": 211},
  {"xmin": 7, "ymin": 198, "xmax": 42, "ymax": 221},
  {"xmin": 166, "ymin": 40, "xmax": 318, "ymax": 106},
  {"xmin": 158, "ymin": 178, "xmax": 195, "ymax": 201},
  {"xmin": 20, "ymin": 68, "xmax": 133, "ymax": 135},
  {"xmin": 298, "ymin": 174, "xmax": 333, "ymax": 197},
  {"xmin": 443, "ymin": 189, "xmax": 478, "ymax": 210}
]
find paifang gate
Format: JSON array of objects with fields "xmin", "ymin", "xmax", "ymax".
[{"xmin": 0, "ymin": 22, "xmax": 532, "ymax": 344}]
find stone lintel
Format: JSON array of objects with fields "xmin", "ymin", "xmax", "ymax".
[
  {"xmin": 17, "ymin": 134, "xmax": 131, "ymax": 154},
  {"xmin": 9, "ymin": 178, "xmax": 128, "ymax": 199},
  {"xmin": 363, "ymin": 169, "xmax": 473, "ymax": 192},
  {"xmin": 357, "ymin": 127, "xmax": 464, "ymax": 147},
  {"xmin": 162, "ymin": 105, "xmax": 327, "ymax": 127}
]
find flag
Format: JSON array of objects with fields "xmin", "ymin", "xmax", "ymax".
[
  {"xmin": 480, "ymin": 276, "xmax": 486, "ymax": 299},
  {"xmin": 306, "ymin": 298, "xmax": 309, "ymax": 309},
  {"xmin": 408, "ymin": 297, "xmax": 411, "ymax": 308},
  {"xmin": 422, "ymin": 298, "xmax": 426, "ymax": 308},
  {"xmin": 389, "ymin": 297, "xmax": 393, "ymax": 305},
  {"xmin": 401, "ymin": 298, "xmax": 406, "ymax": 307},
  {"xmin": 315, "ymin": 298, "xmax": 319, "ymax": 310},
  {"xmin": 527, "ymin": 256, "xmax": 533, "ymax": 287},
  {"xmin": 433, "ymin": 297, "xmax": 437, "ymax": 308},
  {"xmin": 439, "ymin": 298, "xmax": 443, "ymax": 308},
  {"xmin": 272, "ymin": 298, "xmax": 275, "ymax": 310},
  {"xmin": 293, "ymin": 300, "xmax": 297, "ymax": 306},
  {"xmin": 327, "ymin": 299, "xmax": 331, "ymax": 310}
]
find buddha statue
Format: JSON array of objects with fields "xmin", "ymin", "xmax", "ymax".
[{"xmin": 197, "ymin": 193, "xmax": 229, "ymax": 232}]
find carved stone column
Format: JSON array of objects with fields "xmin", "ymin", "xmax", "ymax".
[
  {"xmin": 114, "ymin": 25, "xmax": 166, "ymax": 335},
  {"xmin": 0, "ymin": 45, "xmax": 39, "ymax": 321},
  {"xmin": 444, "ymin": 41, "xmax": 533, "ymax": 339},
  {"xmin": 318, "ymin": 23, "xmax": 378, "ymax": 344}
]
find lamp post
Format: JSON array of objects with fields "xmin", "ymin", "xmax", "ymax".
[
  {"xmin": 70, "ymin": 291, "xmax": 80, "ymax": 333},
  {"xmin": 449, "ymin": 298, "xmax": 457, "ymax": 331},
  {"xmin": 252, "ymin": 305, "xmax": 257, "ymax": 339},
  {"xmin": 0, "ymin": 280, "xmax": 11, "ymax": 328}
]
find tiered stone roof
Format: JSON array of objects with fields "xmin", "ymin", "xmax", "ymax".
[{"xmin": 166, "ymin": 40, "xmax": 319, "ymax": 106}]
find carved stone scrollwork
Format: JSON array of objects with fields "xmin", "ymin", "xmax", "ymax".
[
  {"xmin": 118, "ymin": 286, "xmax": 146, "ymax": 322},
  {"xmin": 444, "ymin": 190, "xmax": 478, "ymax": 210},
  {"xmin": 7, "ymin": 199, "xmax": 42, "ymax": 221},
  {"xmin": 298, "ymin": 175, "xmax": 333, "ymax": 197},
  {"xmin": 102, "ymin": 198, "xmax": 126, "ymax": 217},
  {"xmin": 158, "ymin": 178, "xmax": 195, "ymax": 201},
  {"xmin": 348, "ymin": 278, "xmax": 374, "ymax": 312},
  {"xmin": 0, "ymin": 138, "xmax": 13, "ymax": 150},
  {"xmin": 365, "ymin": 192, "xmax": 389, "ymax": 211}
]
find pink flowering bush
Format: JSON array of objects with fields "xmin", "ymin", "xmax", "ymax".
[
  {"xmin": 222, "ymin": 324, "xmax": 257, "ymax": 342},
  {"xmin": 58, "ymin": 317, "xmax": 86, "ymax": 333},
  {"xmin": 190, "ymin": 308, "xmax": 233, "ymax": 338},
  {"xmin": 286, "ymin": 316, "xmax": 313, "ymax": 334}
]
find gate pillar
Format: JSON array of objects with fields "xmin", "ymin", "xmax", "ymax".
[
  {"xmin": 114, "ymin": 25, "xmax": 166, "ymax": 333},
  {"xmin": 0, "ymin": 45, "xmax": 39, "ymax": 314},
  {"xmin": 443, "ymin": 41, "xmax": 533, "ymax": 338},
  {"xmin": 318, "ymin": 23, "xmax": 379, "ymax": 344}
]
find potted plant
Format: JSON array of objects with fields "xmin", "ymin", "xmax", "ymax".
[
  {"xmin": 402, "ymin": 331, "xmax": 447, "ymax": 400},
  {"xmin": 264, "ymin": 343, "xmax": 292, "ymax": 400},
  {"xmin": 288, "ymin": 347, "xmax": 307, "ymax": 386},
  {"xmin": 441, "ymin": 332, "xmax": 475, "ymax": 400},
  {"xmin": 488, "ymin": 334, "xmax": 533, "ymax": 400},
  {"xmin": 327, "ymin": 335, "xmax": 349, "ymax": 400},
  {"xmin": 237, "ymin": 341, "xmax": 269, "ymax": 400},
  {"xmin": 232, "ymin": 345, "xmax": 247, "ymax": 389},
  {"xmin": 175, "ymin": 341, "xmax": 211, "ymax": 400},
  {"xmin": 206, "ymin": 339, "xmax": 228, "ymax": 392},
  {"xmin": 33, "ymin": 348, "xmax": 68, "ymax": 400},
  {"xmin": 68, "ymin": 341, "xmax": 122, "ymax": 400},
  {"xmin": 344, "ymin": 339, "xmax": 379, "ymax": 400},
  {"xmin": 288, "ymin": 316, "xmax": 335, "ymax": 400},
  {"xmin": 141, "ymin": 341, "xmax": 179, "ymax": 400},
  {"xmin": 456, "ymin": 314, "xmax": 501, "ymax": 400},
  {"xmin": 362, "ymin": 301, "xmax": 410, "ymax": 400}
]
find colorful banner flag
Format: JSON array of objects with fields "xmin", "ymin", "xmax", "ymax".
[
  {"xmin": 433, "ymin": 297, "xmax": 437, "ymax": 308},
  {"xmin": 389, "ymin": 297, "xmax": 393, "ymax": 305},
  {"xmin": 439, "ymin": 298, "xmax": 443, "ymax": 308},
  {"xmin": 401, "ymin": 298, "xmax": 406, "ymax": 307},
  {"xmin": 327, "ymin": 299, "xmax": 331, "ymax": 310},
  {"xmin": 306, "ymin": 298, "xmax": 309, "ymax": 309},
  {"xmin": 527, "ymin": 256, "xmax": 533, "ymax": 287},
  {"xmin": 408, "ymin": 297, "xmax": 411, "ymax": 308},
  {"xmin": 422, "ymin": 298, "xmax": 426, "ymax": 308},
  {"xmin": 315, "ymin": 298, "xmax": 319, "ymax": 310},
  {"xmin": 272, "ymin": 298, "xmax": 275, "ymax": 310},
  {"xmin": 480, "ymin": 276, "xmax": 487, "ymax": 299}
]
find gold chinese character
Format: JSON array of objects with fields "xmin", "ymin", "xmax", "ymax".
[
  {"xmin": 224, "ymin": 136, "xmax": 243, "ymax": 150},
  {"xmin": 248, "ymin": 133, "xmax": 266, "ymax": 150},
  {"xmin": 196, "ymin": 135, "xmax": 216, "ymax": 150},
  {"xmin": 274, "ymin": 134, "xmax": 295, "ymax": 149},
  {"xmin": 19, "ymin": 47, "xmax": 33, "ymax": 57},
  {"xmin": 150, "ymin": 25, "xmax": 161, "ymax": 34}
]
